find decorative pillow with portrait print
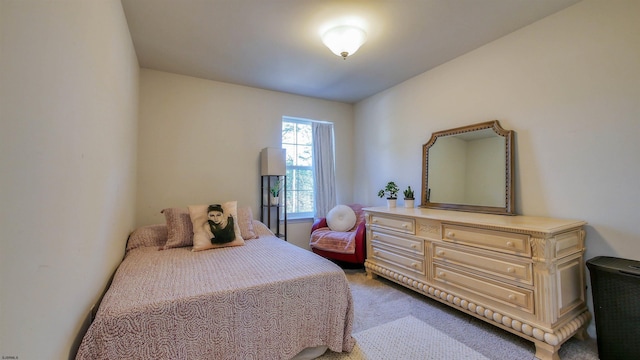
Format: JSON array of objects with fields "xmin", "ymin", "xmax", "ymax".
[{"xmin": 189, "ymin": 201, "xmax": 245, "ymax": 251}]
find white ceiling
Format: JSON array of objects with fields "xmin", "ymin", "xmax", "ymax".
[{"xmin": 121, "ymin": 0, "xmax": 580, "ymax": 103}]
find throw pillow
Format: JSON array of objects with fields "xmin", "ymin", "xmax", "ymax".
[
  {"xmin": 160, "ymin": 207, "xmax": 193, "ymax": 249},
  {"xmin": 189, "ymin": 201, "xmax": 245, "ymax": 251},
  {"xmin": 126, "ymin": 224, "xmax": 168, "ymax": 252},
  {"xmin": 237, "ymin": 206, "xmax": 257, "ymax": 240},
  {"xmin": 326, "ymin": 204, "xmax": 357, "ymax": 232}
]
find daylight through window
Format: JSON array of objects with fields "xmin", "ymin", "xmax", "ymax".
[{"xmin": 282, "ymin": 118, "xmax": 314, "ymax": 218}]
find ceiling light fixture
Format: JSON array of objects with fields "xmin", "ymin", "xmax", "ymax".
[{"xmin": 322, "ymin": 25, "xmax": 367, "ymax": 60}]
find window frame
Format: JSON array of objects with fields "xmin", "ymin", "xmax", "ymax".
[{"xmin": 282, "ymin": 117, "xmax": 315, "ymax": 219}]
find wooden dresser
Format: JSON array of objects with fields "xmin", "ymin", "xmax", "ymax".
[{"xmin": 364, "ymin": 207, "xmax": 590, "ymax": 360}]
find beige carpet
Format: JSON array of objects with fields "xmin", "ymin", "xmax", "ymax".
[
  {"xmin": 326, "ymin": 269, "xmax": 599, "ymax": 360},
  {"xmin": 320, "ymin": 315, "xmax": 490, "ymax": 359}
]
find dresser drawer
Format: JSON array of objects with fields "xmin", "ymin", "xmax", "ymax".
[
  {"xmin": 442, "ymin": 224, "xmax": 531, "ymax": 257},
  {"xmin": 371, "ymin": 246, "xmax": 424, "ymax": 275},
  {"xmin": 371, "ymin": 231, "xmax": 424, "ymax": 255},
  {"xmin": 433, "ymin": 264, "xmax": 534, "ymax": 314},
  {"xmin": 433, "ymin": 243, "xmax": 533, "ymax": 285},
  {"xmin": 370, "ymin": 215, "xmax": 415, "ymax": 234}
]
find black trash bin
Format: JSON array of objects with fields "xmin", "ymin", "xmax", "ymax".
[{"xmin": 586, "ymin": 256, "xmax": 640, "ymax": 360}]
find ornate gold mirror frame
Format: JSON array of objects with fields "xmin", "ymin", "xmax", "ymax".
[{"xmin": 421, "ymin": 120, "xmax": 515, "ymax": 215}]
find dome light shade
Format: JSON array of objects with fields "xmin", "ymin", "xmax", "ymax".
[{"xmin": 322, "ymin": 25, "xmax": 367, "ymax": 59}]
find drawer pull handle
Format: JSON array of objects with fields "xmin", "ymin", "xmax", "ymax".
[
  {"xmin": 447, "ymin": 231, "xmax": 455, "ymax": 238},
  {"xmin": 507, "ymin": 267, "xmax": 515, "ymax": 273},
  {"xmin": 373, "ymin": 235, "xmax": 378, "ymax": 239},
  {"xmin": 506, "ymin": 241, "xmax": 514, "ymax": 247},
  {"xmin": 373, "ymin": 219, "xmax": 379, "ymax": 223},
  {"xmin": 411, "ymin": 262, "xmax": 418, "ymax": 268},
  {"xmin": 438, "ymin": 272, "xmax": 445, "ymax": 277},
  {"xmin": 402, "ymin": 223, "xmax": 408, "ymax": 228},
  {"xmin": 411, "ymin": 244, "xmax": 417, "ymax": 249},
  {"xmin": 374, "ymin": 251, "xmax": 380, "ymax": 256},
  {"xmin": 437, "ymin": 250, "xmax": 445, "ymax": 256},
  {"xmin": 508, "ymin": 294, "xmax": 516, "ymax": 301}
]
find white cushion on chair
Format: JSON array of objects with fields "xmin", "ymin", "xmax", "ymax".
[{"xmin": 326, "ymin": 205, "xmax": 357, "ymax": 232}]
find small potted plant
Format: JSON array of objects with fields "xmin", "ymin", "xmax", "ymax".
[
  {"xmin": 270, "ymin": 178, "xmax": 282, "ymax": 205},
  {"xmin": 403, "ymin": 186, "xmax": 415, "ymax": 208},
  {"xmin": 377, "ymin": 181, "xmax": 400, "ymax": 208}
]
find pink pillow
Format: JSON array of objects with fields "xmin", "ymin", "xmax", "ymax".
[
  {"xmin": 237, "ymin": 206, "xmax": 257, "ymax": 240},
  {"xmin": 126, "ymin": 224, "xmax": 168, "ymax": 251},
  {"xmin": 160, "ymin": 207, "xmax": 193, "ymax": 249}
]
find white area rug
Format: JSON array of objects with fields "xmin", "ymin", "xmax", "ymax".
[{"xmin": 320, "ymin": 315, "xmax": 490, "ymax": 359}]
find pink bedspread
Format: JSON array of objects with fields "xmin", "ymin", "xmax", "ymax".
[{"xmin": 76, "ymin": 235, "xmax": 354, "ymax": 359}]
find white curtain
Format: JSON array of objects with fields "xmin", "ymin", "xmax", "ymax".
[{"xmin": 312, "ymin": 122, "xmax": 336, "ymax": 219}]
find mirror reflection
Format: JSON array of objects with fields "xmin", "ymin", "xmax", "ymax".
[
  {"xmin": 428, "ymin": 128, "xmax": 505, "ymax": 207},
  {"xmin": 422, "ymin": 121, "xmax": 514, "ymax": 215}
]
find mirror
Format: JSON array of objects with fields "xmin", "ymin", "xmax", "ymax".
[{"xmin": 422, "ymin": 120, "xmax": 514, "ymax": 215}]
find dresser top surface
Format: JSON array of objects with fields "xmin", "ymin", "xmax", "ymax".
[{"xmin": 364, "ymin": 207, "xmax": 586, "ymax": 234}]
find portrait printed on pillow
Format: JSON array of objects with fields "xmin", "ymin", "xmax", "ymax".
[{"xmin": 189, "ymin": 201, "xmax": 245, "ymax": 251}]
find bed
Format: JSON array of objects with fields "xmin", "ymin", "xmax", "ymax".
[{"xmin": 76, "ymin": 211, "xmax": 355, "ymax": 360}]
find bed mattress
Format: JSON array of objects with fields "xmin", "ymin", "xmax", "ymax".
[{"xmin": 76, "ymin": 235, "xmax": 354, "ymax": 359}]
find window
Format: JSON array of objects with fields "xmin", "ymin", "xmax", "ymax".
[{"xmin": 282, "ymin": 118, "xmax": 314, "ymax": 218}]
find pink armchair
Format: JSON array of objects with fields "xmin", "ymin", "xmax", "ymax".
[{"xmin": 309, "ymin": 204, "xmax": 366, "ymax": 265}]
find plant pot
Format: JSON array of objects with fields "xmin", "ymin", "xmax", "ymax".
[
  {"xmin": 404, "ymin": 199, "xmax": 415, "ymax": 208},
  {"xmin": 386, "ymin": 198, "xmax": 397, "ymax": 208},
  {"xmin": 271, "ymin": 196, "xmax": 279, "ymax": 206}
]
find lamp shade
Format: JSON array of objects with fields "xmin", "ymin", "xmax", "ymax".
[
  {"xmin": 322, "ymin": 25, "xmax": 367, "ymax": 59},
  {"xmin": 260, "ymin": 147, "xmax": 286, "ymax": 176}
]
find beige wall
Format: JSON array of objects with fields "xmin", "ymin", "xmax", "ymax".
[
  {"xmin": 0, "ymin": 1, "xmax": 139, "ymax": 359},
  {"xmin": 3, "ymin": 1, "xmax": 637, "ymax": 356},
  {"xmin": 136, "ymin": 69, "xmax": 354, "ymax": 248},
  {"xmin": 353, "ymin": 0, "xmax": 640, "ymax": 336}
]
